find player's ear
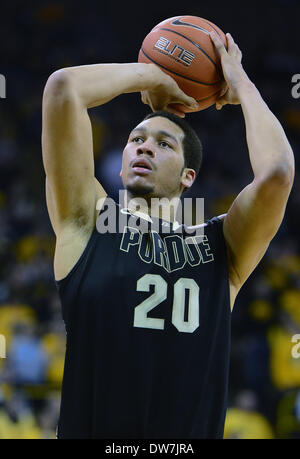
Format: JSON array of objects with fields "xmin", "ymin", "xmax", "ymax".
[
  {"xmin": 181, "ymin": 168, "xmax": 195, "ymax": 190},
  {"xmin": 120, "ymin": 169, "xmax": 122, "ymax": 177}
]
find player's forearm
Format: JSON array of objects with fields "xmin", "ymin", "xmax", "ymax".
[
  {"xmin": 237, "ymin": 82, "xmax": 294, "ymax": 183},
  {"xmin": 47, "ymin": 63, "xmax": 158, "ymax": 109}
]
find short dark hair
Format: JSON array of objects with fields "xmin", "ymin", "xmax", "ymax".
[{"xmin": 143, "ymin": 111, "xmax": 203, "ymax": 177}]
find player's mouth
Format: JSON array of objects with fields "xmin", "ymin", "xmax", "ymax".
[{"xmin": 132, "ymin": 158, "xmax": 153, "ymax": 175}]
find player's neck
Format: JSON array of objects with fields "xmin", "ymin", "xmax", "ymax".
[{"xmin": 123, "ymin": 191, "xmax": 180, "ymax": 222}]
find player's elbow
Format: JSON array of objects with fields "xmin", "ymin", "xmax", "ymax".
[
  {"xmin": 268, "ymin": 162, "xmax": 294, "ymax": 188},
  {"xmin": 257, "ymin": 162, "xmax": 294, "ymax": 199},
  {"xmin": 43, "ymin": 69, "xmax": 76, "ymax": 104}
]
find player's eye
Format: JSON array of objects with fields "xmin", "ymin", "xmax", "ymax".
[
  {"xmin": 159, "ymin": 141, "xmax": 171, "ymax": 148},
  {"xmin": 132, "ymin": 137, "xmax": 144, "ymax": 143}
]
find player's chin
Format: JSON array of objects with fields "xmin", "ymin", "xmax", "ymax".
[{"xmin": 125, "ymin": 180, "xmax": 155, "ymax": 197}]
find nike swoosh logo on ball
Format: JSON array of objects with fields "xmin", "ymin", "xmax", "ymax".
[{"xmin": 171, "ymin": 18, "xmax": 210, "ymax": 34}]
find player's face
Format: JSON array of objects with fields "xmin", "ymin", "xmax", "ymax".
[{"xmin": 121, "ymin": 117, "xmax": 193, "ymax": 199}]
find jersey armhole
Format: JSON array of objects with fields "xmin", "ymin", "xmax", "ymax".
[
  {"xmin": 206, "ymin": 213, "xmax": 232, "ymax": 314},
  {"xmin": 55, "ymin": 195, "xmax": 117, "ymax": 289}
]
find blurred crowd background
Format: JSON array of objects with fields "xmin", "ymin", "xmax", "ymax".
[{"xmin": 0, "ymin": 0, "xmax": 299, "ymax": 439}]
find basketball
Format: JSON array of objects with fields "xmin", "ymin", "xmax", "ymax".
[{"xmin": 138, "ymin": 16, "xmax": 228, "ymax": 112}]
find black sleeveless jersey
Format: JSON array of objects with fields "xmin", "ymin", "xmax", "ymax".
[{"xmin": 55, "ymin": 198, "xmax": 231, "ymax": 439}]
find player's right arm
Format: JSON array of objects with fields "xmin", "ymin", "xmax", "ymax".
[{"xmin": 42, "ymin": 63, "xmax": 197, "ymax": 280}]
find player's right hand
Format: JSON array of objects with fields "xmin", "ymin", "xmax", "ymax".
[
  {"xmin": 141, "ymin": 64, "xmax": 198, "ymax": 117},
  {"xmin": 210, "ymin": 32, "xmax": 251, "ymax": 110}
]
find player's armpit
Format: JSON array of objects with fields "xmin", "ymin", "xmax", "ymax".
[
  {"xmin": 42, "ymin": 70, "xmax": 106, "ymax": 236},
  {"xmin": 223, "ymin": 171, "xmax": 293, "ymax": 296}
]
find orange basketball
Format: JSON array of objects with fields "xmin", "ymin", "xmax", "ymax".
[{"xmin": 138, "ymin": 15, "xmax": 228, "ymax": 112}]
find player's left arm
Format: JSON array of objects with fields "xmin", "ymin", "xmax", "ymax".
[{"xmin": 210, "ymin": 32, "xmax": 295, "ymax": 307}]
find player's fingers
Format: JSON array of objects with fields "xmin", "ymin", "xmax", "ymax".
[
  {"xmin": 226, "ymin": 33, "xmax": 242, "ymax": 61},
  {"xmin": 141, "ymin": 91, "xmax": 153, "ymax": 110},
  {"xmin": 215, "ymin": 97, "xmax": 228, "ymax": 110},
  {"xmin": 147, "ymin": 97, "xmax": 155, "ymax": 112},
  {"xmin": 209, "ymin": 31, "xmax": 227, "ymax": 57},
  {"xmin": 226, "ymin": 33, "xmax": 235, "ymax": 54},
  {"xmin": 174, "ymin": 91, "xmax": 198, "ymax": 110},
  {"xmin": 219, "ymin": 85, "xmax": 228, "ymax": 98},
  {"xmin": 141, "ymin": 91, "xmax": 147, "ymax": 105},
  {"xmin": 236, "ymin": 45, "xmax": 243, "ymax": 63}
]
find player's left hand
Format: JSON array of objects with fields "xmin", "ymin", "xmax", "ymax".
[{"xmin": 210, "ymin": 31, "xmax": 252, "ymax": 110}]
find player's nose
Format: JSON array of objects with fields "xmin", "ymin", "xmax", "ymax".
[{"xmin": 136, "ymin": 140, "xmax": 155, "ymax": 157}]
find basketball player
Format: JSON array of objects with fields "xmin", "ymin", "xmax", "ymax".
[{"xmin": 42, "ymin": 31, "xmax": 294, "ymax": 438}]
